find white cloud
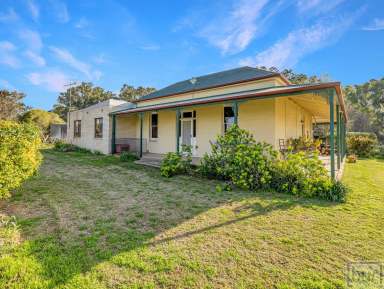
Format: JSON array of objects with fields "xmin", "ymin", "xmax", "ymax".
[
  {"xmin": 92, "ymin": 53, "xmax": 107, "ymax": 64},
  {"xmin": 0, "ymin": 41, "xmax": 16, "ymax": 51},
  {"xmin": 296, "ymin": 0, "xmax": 345, "ymax": 15},
  {"xmin": 24, "ymin": 50, "xmax": 46, "ymax": 67},
  {"xmin": 27, "ymin": 70, "xmax": 70, "ymax": 92},
  {"xmin": 75, "ymin": 17, "xmax": 89, "ymax": 29},
  {"xmin": 362, "ymin": 18, "xmax": 384, "ymax": 31},
  {"xmin": 198, "ymin": 0, "xmax": 271, "ymax": 55},
  {"xmin": 140, "ymin": 44, "xmax": 160, "ymax": 51},
  {"xmin": 239, "ymin": 17, "xmax": 354, "ymax": 69},
  {"xmin": 50, "ymin": 0, "xmax": 70, "ymax": 23},
  {"xmin": 0, "ymin": 8, "xmax": 19, "ymax": 23},
  {"xmin": 0, "ymin": 79, "xmax": 15, "ymax": 90},
  {"xmin": 27, "ymin": 0, "xmax": 39, "ymax": 21},
  {"xmin": 0, "ymin": 41, "xmax": 19, "ymax": 68},
  {"xmin": 49, "ymin": 46, "xmax": 100, "ymax": 80},
  {"xmin": 18, "ymin": 29, "xmax": 43, "ymax": 51}
]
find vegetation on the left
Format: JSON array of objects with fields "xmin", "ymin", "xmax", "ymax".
[{"xmin": 0, "ymin": 89, "xmax": 57, "ymax": 199}]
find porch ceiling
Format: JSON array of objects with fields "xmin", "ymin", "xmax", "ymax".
[{"xmin": 288, "ymin": 93, "xmax": 333, "ymax": 123}]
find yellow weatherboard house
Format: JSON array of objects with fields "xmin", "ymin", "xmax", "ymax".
[{"xmin": 67, "ymin": 66, "xmax": 347, "ymax": 179}]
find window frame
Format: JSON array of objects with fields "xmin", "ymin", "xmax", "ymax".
[
  {"xmin": 94, "ymin": 117, "xmax": 103, "ymax": 138},
  {"xmin": 150, "ymin": 112, "xmax": 159, "ymax": 139},
  {"xmin": 223, "ymin": 106, "xmax": 235, "ymax": 133},
  {"xmin": 74, "ymin": 120, "xmax": 81, "ymax": 138}
]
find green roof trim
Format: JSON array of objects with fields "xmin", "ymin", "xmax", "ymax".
[{"xmin": 137, "ymin": 66, "xmax": 280, "ymax": 101}]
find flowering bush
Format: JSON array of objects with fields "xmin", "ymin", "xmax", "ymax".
[
  {"xmin": 0, "ymin": 121, "xmax": 42, "ymax": 199},
  {"xmin": 347, "ymin": 132, "xmax": 378, "ymax": 157}
]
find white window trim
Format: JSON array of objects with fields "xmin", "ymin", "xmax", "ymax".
[{"xmin": 150, "ymin": 112, "xmax": 159, "ymax": 141}]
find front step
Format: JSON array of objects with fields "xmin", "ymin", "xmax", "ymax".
[{"xmin": 134, "ymin": 153, "xmax": 164, "ymax": 168}]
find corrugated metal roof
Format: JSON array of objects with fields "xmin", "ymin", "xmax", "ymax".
[
  {"xmin": 112, "ymin": 82, "xmax": 339, "ymax": 114},
  {"xmin": 138, "ymin": 66, "xmax": 279, "ymax": 101}
]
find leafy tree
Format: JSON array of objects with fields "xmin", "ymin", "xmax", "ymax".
[
  {"xmin": 52, "ymin": 82, "xmax": 115, "ymax": 120},
  {"xmin": 344, "ymin": 79, "xmax": 384, "ymax": 143},
  {"xmin": 0, "ymin": 89, "xmax": 27, "ymax": 120},
  {"xmin": 119, "ymin": 84, "xmax": 156, "ymax": 102},
  {"xmin": 257, "ymin": 66, "xmax": 324, "ymax": 84},
  {"xmin": 20, "ymin": 109, "xmax": 64, "ymax": 141}
]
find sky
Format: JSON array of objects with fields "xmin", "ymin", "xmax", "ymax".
[{"xmin": 0, "ymin": 0, "xmax": 383, "ymax": 110}]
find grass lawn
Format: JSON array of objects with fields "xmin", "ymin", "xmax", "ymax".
[{"xmin": 0, "ymin": 150, "xmax": 383, "ymax": 289}]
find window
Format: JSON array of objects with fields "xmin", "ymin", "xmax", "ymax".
[
  {"xmin": 151, "ymin": 113, "xmax": 158, "ymax": 139},
  {"xmin": 224, "ymin": 107, "xmax": 235, "ymax": 132},
  {"xmin": 74, "ymin": 120, "xmax": 81, "ymax": 137},
  {"xmin": 95, "ymin": 117, "xmax": 103, "ymax": 138}
]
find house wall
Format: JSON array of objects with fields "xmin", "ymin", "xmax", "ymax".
[
  {"xmin": 67, "ymin": 108, "xmax": 112, "ymax": 154},
  {"xmin": 115, "ymin": 97, "xmax": 314, "ymax": 157},
  {"xmin": 238, "ymin": 99, "xmax": 276, "ymax": 145},
  {"xmin": 66, "ymin": 99, "xmax": 127, "ymax": 154},
  {"xmin": 274, "ymin": 97, "xmax": 313, "ymax": 147}
]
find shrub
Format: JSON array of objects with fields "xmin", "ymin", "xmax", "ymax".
[
  {"xmin": 53, "ymin": 140, "xmax": 93, "ymax": 154},
  {"xmin": 271, "ymin": 152, "xmax": 347, "ymax": 202},
  {"xmin": 199, "ymin": 125, "xmax": 277, "ymax": 190},
  {"xmin": 373, "ymin": 145, "xmax": 384, "ymax": 159},
  {"xmin": 347, "ymin": 132, "xmax": 378, "ymax": 157},
  {"xmin": 0, "ymin": 121, "xmax": 42, "ymax": 199},
  {"xmin": 160, "ymin": 145, "xmax": 192, "ymax": 178},
  {"xmin": 346, "ymin": 154, "xmax": 357, "ymax": 163},
  {"xmin": 120, "ymin": 151, "xmax": 138, "ymax": 162}
]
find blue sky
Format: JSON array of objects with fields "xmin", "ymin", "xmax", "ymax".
[{"xmin": 0, "ymin": 0, "xmax": 383, "ymax": 110}]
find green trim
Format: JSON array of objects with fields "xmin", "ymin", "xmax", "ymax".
[
  {"xmin": 233, "ymin": 101, "xmax": 239, "ymax": 125},
  {"xmin": 111, "ymin": 115, "xmax": 116, "ymax": 154},
  {"xmin": 329, "ymin": 91, "xmax": 335, "ymax": 179},
  {"xmin": 336, "ymin": 105, "xmax": 341, "ymax": 170},
  {"xmin": 176, "ymin": 109, "xmax": 181, "ymax": 153},
  {"xmin": 139, "ymin": 112, "xmax": 143, "ymax": 158},
  {"xmin": 110, "ymin": 86, "xmax": 341, "ymax": 116}
]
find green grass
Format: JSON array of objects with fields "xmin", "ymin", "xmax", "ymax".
[{"xmin": 0, "ymin": 150, "xmax": 383, "ymax": 288}]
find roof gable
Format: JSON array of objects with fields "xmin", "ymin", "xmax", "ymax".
[{"xmin": 137, "ymin": 66, "xmax": 282, "ymax": 102}]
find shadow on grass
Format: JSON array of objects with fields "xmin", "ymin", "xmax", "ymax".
[{"xmin": 0, "ymin": 149, "xmax": 341, "ymax": 288}]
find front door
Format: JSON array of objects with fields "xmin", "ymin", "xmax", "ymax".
[{"xmin": 182, "ymin": 120, "xmax": 192, "ymax": 146}]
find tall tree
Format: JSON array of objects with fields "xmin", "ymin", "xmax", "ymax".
[
  {"xmin": 0, "ymin": 90, "xmax": 27, "ymax": 120},
  {"xmin": 344, "ymin": 79, "xmax": 384, "ymax": 143},
  {"xmin": 52, "ymin": 82, "xmax": 115, "ymax": 120},
  {"xmin": 119, "ymin": 84, "xmax": 156, "ymax": 102}
]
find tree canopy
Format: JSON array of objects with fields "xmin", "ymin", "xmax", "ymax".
[
  {"xmin": 257, "ymin": 66, "xmax": 325, "ymax": 84},
  {"xmin": 119, "ymin": 84, "xmax": 156, "ymax": 102},
  {"xmin": 52, "ymin": 82, "xmax": 115, "ymax": 120},
  {"xmin": 52, "ymin": 82, "xmax": 156, "ymax": 120},
  {"xmin": 344, "ymin": 79, "xmax": 384, "ymax": 143},
  {"xmin": 0, "ymin": 90, "xmax": 27, "ymax": 120},
  {"xmin": 20, "ymin": 109, "xmax": 64, "ymax": 140}
]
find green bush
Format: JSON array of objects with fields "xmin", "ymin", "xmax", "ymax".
[
  {"xmin": 0, "ymin": 120, "xmax": 42, "ymax": 199},
  {"xmin": 160, "ymin": 145, "xmax": 192, "ymax": 178},
  {"xmin": 373, "ymin": 145, "xmax": 384, "ymax": 159},
  {"xmin": 270, "ymin": 151, "xmax": 347, "ymax": 201},
  {"xmin": 120, "ymin": 151, "xmax": 138, "ymax": 162},
  {"xmin": 199, "ymin": 125, "xmax": 278, "ymax": 190},
  {"xmin": 53, "ymin": 140, "xmax": 92, "ymax": 154},
  {"xmin": 347, "ymin": 132, "xmax": 378, "ymax": 157}
]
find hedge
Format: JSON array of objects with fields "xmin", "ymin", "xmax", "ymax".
[
  {"xmin": 347, "ymin": 132, "xmax": 378, "ymax": 157},
  {"xmin": 0, "ymin": 121, "xmax": 42, "ymax": 199}
]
